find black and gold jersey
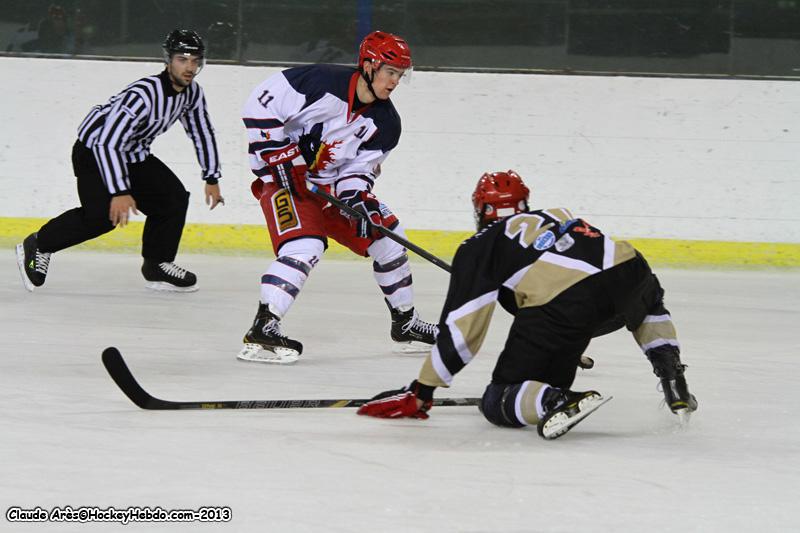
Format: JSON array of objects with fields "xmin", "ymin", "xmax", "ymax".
[{"xmin": 418, "ymin": 208, "xmax": 637, "ymax": 388}]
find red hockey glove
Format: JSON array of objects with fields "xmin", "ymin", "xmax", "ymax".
[
  {"xmin": 260, "ymin": 143, "xmax": 307, "ymax": 195},
  {"xmin": 357, "ymin": 380, "xmax": 434, "ymax": 419},
  {"xmin": 338, "ymin": 189, "xmax": 382, "ymax": 239}
]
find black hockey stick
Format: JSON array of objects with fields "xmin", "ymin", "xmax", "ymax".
[
  {"xmin": 305, "ymin": 181, "xmax": 453, "ymax": 273},
  {"xmin": 102, "ymin": 347, "xmax": 479, "ymax": 410}
]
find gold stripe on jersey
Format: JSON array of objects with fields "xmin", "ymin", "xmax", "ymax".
[
  {"xmin": 420, "ymin": 290, "xmax": 499, "ymax": 386},
  {"xmin": 508, "ymin": 239, "xmax": 638, "ymax": 309},
  {"xmin": 418, "ymin": 354, "xmax": 449, "ymax": 388},
  {"xmin": 510, "ymin": 259, "xmax": 591, "ymax": 308},
  {"xmin": 613, "ymin": 239, "xmax": 637, "ymax": 265},
  {"xmin": 633, "ymin": 314, "xmax": 679, "ymax": 352},
  {"xmin": 453, "ymin": 301, "xmax": 496, "ymax": 359},
  {"xmin": 517, "ymin": 381, "xmax": 548, "ymax": 425},
  {"xmin": 443, "ymin": 290, "xmax": 498, "ymax": 365}
]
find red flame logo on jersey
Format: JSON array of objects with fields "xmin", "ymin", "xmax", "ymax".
[{"xmin": 310, "ymin": 140, "xmax": 343, "ymax": 172}]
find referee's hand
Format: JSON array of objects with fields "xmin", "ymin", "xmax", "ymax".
[
  {"xmin": 205, "ymin": 183, "xmax": 224, "ymax": 210},
  {"xmin": 109, "ymin": 194, "xmax": 138, "ymax": 227}
]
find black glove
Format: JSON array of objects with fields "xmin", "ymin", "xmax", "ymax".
[{"xmin": 338, "ymin": 189, "xmax": 383, "ymax": 239}]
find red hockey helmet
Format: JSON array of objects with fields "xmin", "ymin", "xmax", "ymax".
[
  {"xmin": 472, "ymin": 170, "xmax": 530, "ymax": 229},
  {"xmin": 358, "ymin": 31, "xmax": 412, "ymax": 70}
]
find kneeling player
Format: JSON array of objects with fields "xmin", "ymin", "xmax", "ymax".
[{"xmin": 357, "ymin": 170, "xmax": 698, "ymax": 439}]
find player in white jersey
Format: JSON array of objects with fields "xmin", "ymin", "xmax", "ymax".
[
  {"xmin": 357, "ymin": 171, "xmax": 697, "ymax": 439},
  {"xmin": 238, "ymin": 31, "xmax": 438, "ymax": 364},
  {"xmin": 15, "ymin": 29, "xmax": 224, "ymax": 293}
]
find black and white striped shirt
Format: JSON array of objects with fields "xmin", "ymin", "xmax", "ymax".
[{"xmin": 77, "ymin": 70, "xmax": 221, "ymax": 195}]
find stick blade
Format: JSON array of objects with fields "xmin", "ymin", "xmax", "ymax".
[{"xmin": 102, "ymin": 347, "xmax": 163, "ymax": 409}]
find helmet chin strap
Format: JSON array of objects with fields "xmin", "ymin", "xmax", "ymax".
[{"xmin": 360, "ymin": 64, "xmax": 379, "ymax": 101}]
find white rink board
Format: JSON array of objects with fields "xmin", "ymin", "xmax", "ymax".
[
  {"xmin": 2, "ymin": 251, "xmax": 799, "ymax": 532},
  {"xmin": 2, "ymin": 57, "xmax": 800, "ymax": 242}
]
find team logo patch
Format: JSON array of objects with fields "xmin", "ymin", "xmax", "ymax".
[
  {"xmin": 534, "ymin": 230, "xmax": 556, "ymax": 251},
  {"xmin": 271, "ymin": 189, "xmax": 300, "ymax": 235},
  {"xmin": 555, "ymin": 233, "xmax": 575, "ymax": 252},
  {"xmin": 573, "ymin": 219, "xmax": 601, "ymax": 238},
  {"xmin": 311, "ymin": 140, "xmax": 343, "ymax": 172}
]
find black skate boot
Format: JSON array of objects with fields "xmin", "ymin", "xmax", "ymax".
[
  {"xmin": 141, "ymin": 259, "xmax": 198, "ymax": 292},
  {"xmin": 386, "ymin": 299, "xmax": 439, "ymax": 353},
  {"xmin": 536, "ymin": 387, "xmax": 612, "ymax": 440},
  {"xmin": 238, "ymin": 303, "xmax": 303, "ymax": 364},
  {"xmin": 646, "ymin": 346, "xmax": 698, "ymax": 415},
  {"xmin": 16, "ymin": 233, "xmax": 51, "ymax": 292}
]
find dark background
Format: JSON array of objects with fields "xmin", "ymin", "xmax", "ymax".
[{"xmin": 2, "ymin": 0, "xmax": 799, "ymax": 77}]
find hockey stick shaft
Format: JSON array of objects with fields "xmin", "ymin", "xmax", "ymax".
[
  {"xmin": 102, "ymin": 347, "xmax": 479, "ymax": 410},
  {"xmin": 305, "ymin": 181, "xmax": 453, "ymax": 273}
]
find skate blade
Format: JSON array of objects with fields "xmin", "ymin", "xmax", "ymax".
[
  {"xmin": 144, "ymin": 281, "xmax": 199, "ymax": 293},
  {"xmin": 15, "ymin": 244, "xmax": 35, "ymax": 292},
  {"xmin": 237, "ymin": 343, "xmax": 299, "ymax": 365},
  {"xmin": 391, "ymin": 341, "xmax": 433, "ymax": 355},
  {"xmin": 675, "ymin": 408, "xmax": 692, "ymax": 427},
  {"xmin": 539, "ymin": 395, "xmax": 613, "ymax": 440}
]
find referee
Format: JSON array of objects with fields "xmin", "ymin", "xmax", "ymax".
[{"xmin": 16, "ymin": 29, "xmax": 224, "ymax": 293}]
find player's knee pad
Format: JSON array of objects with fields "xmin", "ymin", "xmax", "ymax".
[
  {"xmin": 274, "ymin": 238, "xmax": 324, "ymax": 281},
  {"xmin": 367, "ymin": 223, "xmax": 407, "ymax": 266},
  {"xmin": 480, "ymin": 383, "xmax": 526, "ymax": 428},
  {"xmin": 480, "ymin": 381, "xmax": 548, "ymax": 428},
  {"xmin": 262, "ymin": 238, "xmax": 324, "ymax": 315},
  {"xmin": 372, "ymin": 253, "xmax": 412, "ymax": 309},
  {"xmin": 277, "ymin": 237, "xmax": 324, "ymax": 263}
]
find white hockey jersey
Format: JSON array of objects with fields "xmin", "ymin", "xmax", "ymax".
[{"xmin": 242, "ymin": 64, "xmax": 401, "ymax": 192}]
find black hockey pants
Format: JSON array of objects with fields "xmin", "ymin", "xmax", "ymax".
[
  {"xmin": 491, "ymin": 252, "xmax": 667, "ymax": 389},
  {"xmin": 37, "ymin": 141, "xmax": 189, "ymax": 262}
]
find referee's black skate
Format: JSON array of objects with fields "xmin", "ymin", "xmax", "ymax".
[
  {"xmin": 536, "ymin": 387, "xmax": 612, "ymax": 440},
  {"xmin": 238, "ymin": 303, "xmax": 303, "ymax": 365},
  {"xmin": 141, "ymin": 259, "xmax": 198, "ymax": 292},
  {"xmin": 16, "ymin": 233, "xmax": 51, "ymax": 292},
  {"xmin": 386, "ymin": 299, "xmax": 439, "ymax": 353},
  {"xmin": 647, "ymin": 346, "xmax": 698, "ymax": 418}
]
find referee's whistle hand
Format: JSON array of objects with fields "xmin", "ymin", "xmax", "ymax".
[{"xmin": 109, "ymin": 194, "xmax": 138, "ymax": 227}]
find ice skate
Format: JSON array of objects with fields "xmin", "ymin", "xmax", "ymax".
[
  {"xmin": 16, "ymin": 233, "xmax": 51, "ymax": 292},
  {"xmin": 238, "ymin": 304, "xmax": 302, "ymax": 365},
  {"xmin": 386, "ymin": 299, "xmax": 439, "ymax": 353},
  {"xmin": 536, "ymin": 388, "xmax": 612, "ymax": 440},
  {"xmin": 141, "ymin": 260, "xmax": 198, "ymax": 292},
  {"xmin": 647, "ymin": 346, "xmax": 698, "ymax": 420}
]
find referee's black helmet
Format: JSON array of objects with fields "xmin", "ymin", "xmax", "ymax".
[{"xmin": 162, "ymin": 29, "xmax": 205, "ymax": 61}]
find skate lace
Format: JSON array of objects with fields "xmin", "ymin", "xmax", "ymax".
[
  {"xmin": 656, "ymin": 381, "xmax": 667, "ymax": 410},
  {"xmin": 263, "ymin": 318, "xmax": 288, "ymax": 339},
  {"xmin": 402, "ymin": 311, "xmax": 439, "ymax": 336},
  {"xmin": 159, "ymin": 262, "xmax": 188, "ymax": 279},
  {"xmin": 34, "ymin": 251, "xmax": 51, "ymax": 274}
]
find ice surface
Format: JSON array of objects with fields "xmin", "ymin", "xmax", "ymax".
[{"xmin": 2, "ymin": 250, "xmax": 799, "ymax": 532}]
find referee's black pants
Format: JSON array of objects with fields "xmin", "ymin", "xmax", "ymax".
[{"xmin": 37, "ymin": 141, "xmax": 190, "ymax": 263}]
